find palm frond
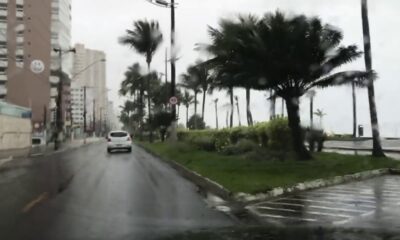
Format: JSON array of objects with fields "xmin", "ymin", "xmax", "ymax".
[{"xmin": 308, "ymin": 70, "xmax": 375, "ymax": 90}]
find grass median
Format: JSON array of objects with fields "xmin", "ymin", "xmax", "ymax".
[{"xmin": 139, "ymin": 141, "xmax": 399, "ymax": 194}]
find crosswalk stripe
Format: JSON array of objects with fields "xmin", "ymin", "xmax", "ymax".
[
  {"xmin": 280, "ymin": 197, "xmax": 376, "ymax": 209},
  {"xmin": 256, "ymin": 206, "xmax": 352, "ymax": 219},
  {"xmin": 262, "ymin": 201, "xmax": 368, "ymax": 213}
]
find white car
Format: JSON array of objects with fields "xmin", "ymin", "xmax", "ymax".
[{"xmin": 107, "ymin": 131, "xmax": 132, "ymax": 153}]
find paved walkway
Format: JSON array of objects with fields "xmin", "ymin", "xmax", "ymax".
[
  {"xmin": 248, "ymin": 175, "xmax": 400, "ymax": 231},
  {"xmin": 325, "ymin": 139, "xmax": 400, "ymax": 152}
]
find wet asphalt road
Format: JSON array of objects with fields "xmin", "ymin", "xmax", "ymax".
[
  {"xmin": 0, "ymin": 143, "xmax": 232, "ymax": 240},
  {"xmin": 249, "ymin": 175, "xmax": 400, "ymax": 232}
]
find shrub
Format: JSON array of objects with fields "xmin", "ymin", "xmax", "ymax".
[
  {"xmin": 222, "ymin": 139, "xmax": 258, "ymax": 155},
  {"xmin": 229, "ymin": 127, "xmax": 247, "ymax": 144},
  {"xmin": 305, "ymin": 128, "xmax": 327, "ymax": 152},
  {"xmin": 190, "ymin": 136, "xmax": 216, "ymax": 151},
  {"xmin": 254, "ymin": 122, "xmax": 269, "ymax": 147},
  {"xmin": 266, "ymin": 118, "xmax": 291, "ymax": 151},
  {"xmin": 213, "ymin": 129, "xmax": 231, "ymax": 151}
]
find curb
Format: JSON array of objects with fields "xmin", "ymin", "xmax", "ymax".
[
  {"xmin": 234, "ymin": 168, "xmax": 390, "ymax": 203},
  {"xmin": 137, "ymin": 143, "xmax": 233, "ymax": 201},
  {"xmin": 325, "ymin": 146, "xmax": 400, "ymax": 154}
]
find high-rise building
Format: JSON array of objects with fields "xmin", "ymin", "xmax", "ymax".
[
  {"xmin": 72, "ymin": 43, "xmax": 107, "ymax": 134},
  {"xmin": 0, "ymin": 0, "xmax": 72, "ymax": 133}
]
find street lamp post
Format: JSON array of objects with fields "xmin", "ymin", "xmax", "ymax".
[
  {"xmin": 146, "ymin": 0, "xmax": 178, "ymax": 140},
  {"xmin": 53, "ymin": 47, "xmax": 76, "ymax": 150}
]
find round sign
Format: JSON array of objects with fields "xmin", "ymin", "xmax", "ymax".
[
  {"xmin": 30, "ymin": 60, "xmax": 45, "ymax": 74},
  {"xmin": 169, "ymin": 96, "xmax": 178, "ymax": 105}
]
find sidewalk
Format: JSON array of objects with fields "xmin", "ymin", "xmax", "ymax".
[
  {"xmin": 325, "ymin": 139, "xmax": 400, "ymax": 153},
  {"xmin": 0, "ymin": 137, "xmax": 104, "ymax": 169}
]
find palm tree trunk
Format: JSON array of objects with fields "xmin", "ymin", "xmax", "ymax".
[
  {"xmin": 186, "ymin": 105, "xmax": 189, "ymax": 129},
  {"xmin": 226, "ymin": 110, "xmax": 229, "ymax": 128},
  {"xmin": 201, "ymin": 90, "xmax": 206, "ymax": 121},
  {"xmin": 229, "ymin": 87, "xmax": 234, "ymax": 128},
  {"xmin": 246, "ymin": 87, "xmax": 253, "ymax": 126},
  {"xmin": 177, "ymin": 104, "xmax": 180, "ymax": 118},
  {"xmin": 361, "ymin": 0, "xmax": 385, "ymax": 157},
  {"xmin": 194, "ymin": 92, "xmax": 198, "ymax": 129},
  {"xmin": 147, "ymin": 63, "xmax": 153, "ymax": 143},
  {"xmin": 236, "ymin": 98, "xmax": 241, "ymax": 127},
  {"xmin": 310, "ymin": 97, "xmax": 314, "ymax": 129},
  {"xmin": 285, "ymin": 96, "xmax": 312, "ymax": 160},
  {"xmin": 352, "ymin": 82, "xmax": 357, "ymax": 138},
  {"xmin": 270, "ymin": 90, "xmax": 276, "ymax": 120},
  {"xmin": 281, "ymin": 98, "xmax": 285, "ymax": 117},
  {"xmin": 139, "ymin": 89, "xmax": 144, "ymax": 141},
  {"xmin": 215, "ymin": 102, "xmax": 219, "ymax": 130}
]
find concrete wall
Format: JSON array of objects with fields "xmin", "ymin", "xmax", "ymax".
[{"xmin": 0, "ymin": 114, "xmax": 32, "ymax": 151}]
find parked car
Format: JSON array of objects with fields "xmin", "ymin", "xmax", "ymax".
[{"xmin": 107, "ymin": 131, "xmax": 132, "ymax": 153}]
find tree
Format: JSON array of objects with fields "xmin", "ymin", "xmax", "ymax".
[
  {"xmin": 119, "ymin": 63, "xmax": 146, "ymax": 139},
  {"xmin": 235, "ymin": 96, "xmax": 241, "ymax": 126},
  {"xmin": 314, "ymin": 109, "xmax": 326, "ymax": 128},
  {"xmin": 152, "ymin": 111, "xmax": 173, "ymax": 142},
  {"xmin": 206, "ymin": 12, "xmax": 371, "ymax": 160},
  {"xmin": 188, "ymin": 114, "xmax": 206, "ymax": 130},
  {"xmin": 180, "ymin": 66, "xmax": 202, "ymax": 129},
  {"xmin": 120, "ymin": 19, "xmax": 163, "ymax": 143},
  {"xmin": 180, "ymin": 90, "xmax": 194, "ymax": 129},
  {"xmin": 361, "ymin": 0, "xmax": 385, "ymax": 157},
  {"xmin": 213, "ymin": 98, "xmax": 219, "ymax": 129}
]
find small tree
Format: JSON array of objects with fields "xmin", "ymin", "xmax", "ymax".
[
  {"xmin": 152, "ymin": 111, "xmax": 173, "ymax": 142},
  {"xmin": 188, "ymin": 114, "xmax": 206, "ymax": 130}
]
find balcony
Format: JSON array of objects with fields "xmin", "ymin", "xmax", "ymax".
[
  {"xmin": 0, "ymin": 61, "xmax": 7, "ymax": 67},
  {"xmin": 0, "ymin": 9, "xmax": 7, "ymax": 17},
  {"xmin": 0, "ymin": 85, "xmax": 6, "ymax": 95},
  {"xmin": 16, "ymin": 37, "xmax": 24, "ymax": 45},
  {"xmin": 0, "ymin": 74, "xmax": 7, "ymax": 82}
]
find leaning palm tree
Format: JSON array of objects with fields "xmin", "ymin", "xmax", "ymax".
[
  {"xmin": 235, "ymin": 96, "xmax": 242, "ymax": 126},
  {"xmin": 361, "ymin": 0, "xmax": 385, "ymax": 157},
  {"xmin": 181, "ymin": 90, "xmax": 194, "ymax": 129},
  {"xmin": 119, "ymin": 19, "xmax": 163, "ymax": 142},
  {"xmin": 206, "ymin": 12, "xmax": 372, "ymax": 160}
]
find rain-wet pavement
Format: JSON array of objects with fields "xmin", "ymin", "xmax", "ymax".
[
  {"xmin": 248, "ymin": 175, "xmax": 400, "ymax": 232},
  {"xmin": 0, "ymin": 143, "xmax": 232, "ymax": 240}
]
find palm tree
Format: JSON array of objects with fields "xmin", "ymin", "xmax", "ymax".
[
  {"xmin": 213, "ymin": 98, "xmax": 219, "ymax": 129},
  {"xmin": 306, "ymin": 90, "xmax": 316, "ymax": 128},
  {"xmin": 245, "ymin": 87, "xmax": 254, "ymax": 126},
  {"xmin": 120, "ymin": 19, "xmax": 163, "ymax": 142},
  {"xmin": 361, "ymin": 0, "xmax": 385, "ymax": 157},
  {"xmin": 314, "ymin": 109, "xmax": 327, "ymax": 128},
  {"xmin": 181, "ymin": 90, "xmax": 194, "ymax": 129},
  {"xmin": 235, "ymin": 96, "xmax": 241, "ymax": 126},
  {"xmin": 206, "ymin": 12, "xmax": 371, "ymax": 160},
  {"xmin": 119, "ymin": 63, "xmax": 146, "ymax": 139},
  {"xmin": 180, "ymin": 66, "xmax": 202, "ymax": 129}
]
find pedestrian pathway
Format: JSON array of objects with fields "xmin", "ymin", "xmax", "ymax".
[{"xmin": 247, "ymin": 176, "xmax": 400, "ymax": 229}]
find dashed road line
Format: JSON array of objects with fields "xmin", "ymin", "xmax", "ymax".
[{"xmin": 21, "ymin": 192, "xmax": 49, "ymax": 213}]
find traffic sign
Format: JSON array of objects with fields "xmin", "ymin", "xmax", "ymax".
[{"xmin": 169, "ymin": 96, "xmax": 178, "ymax": 105}]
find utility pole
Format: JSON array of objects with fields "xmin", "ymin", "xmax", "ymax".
[
  {"xmin": 53, "ymin": 47, "xmax": 75, "ymax": 150},
  {"xmin": 169, "ymin": 0, "xmax": 177, "ymax": 140},
  {"xmin": 99, "ymin": 107, "xmax": 103, "ymax": 137}
]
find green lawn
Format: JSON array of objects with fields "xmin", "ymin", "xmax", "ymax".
[{"xmin": 139, "ymin": 142, "xmax": 399, "ymax": 194}]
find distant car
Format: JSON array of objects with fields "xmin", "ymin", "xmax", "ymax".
[{"xmin": 107, "ymin": 131, "xmax": 132, "ymax": 153}]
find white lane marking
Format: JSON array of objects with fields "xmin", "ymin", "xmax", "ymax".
[
  {"xmin": 256, "ymin": 213, "xmax": 318, "ymax": 222},
  {"xmin": 300, "ymin": 193, "xmax": 376, "ymax": 204},
  {"xmin": 256, "ymin": 206, "xmax": 352, "ymax": 219},
  {"xmin": 314, "ymin": 191, "xmax": 400, "ymax": 201},
  {"xmin": 322, "ymin": 188, "xmax": 400, "ymax": 197},
  {"xmin": 281, "ymin": 197, "xmax": 376, "ymax": 209},
  {"xmin": 263, "ymin": 201, "xmax": 368, "ymax": 213}
]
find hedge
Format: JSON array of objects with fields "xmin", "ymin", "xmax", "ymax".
[{"xmin": 177, "ymin": 118, "xmax": 292, "ymax": 152}]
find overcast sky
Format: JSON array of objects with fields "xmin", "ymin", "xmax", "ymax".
[{"xmin": 71, "ymin": 0, "xmax": 400, "ymax": 137}]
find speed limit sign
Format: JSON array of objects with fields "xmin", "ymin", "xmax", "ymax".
[{"xmin": 169, "ymin": 96, "xmax": 178, "ymax": 105}]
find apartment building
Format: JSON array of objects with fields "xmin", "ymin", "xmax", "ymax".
[
  {"xmin": 0, "ymin": 0, "xmax": 72, "ymax": 133},
  {"xmin": 72, "ymin": 43, "xmax": 107, "ymax": 134}
]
